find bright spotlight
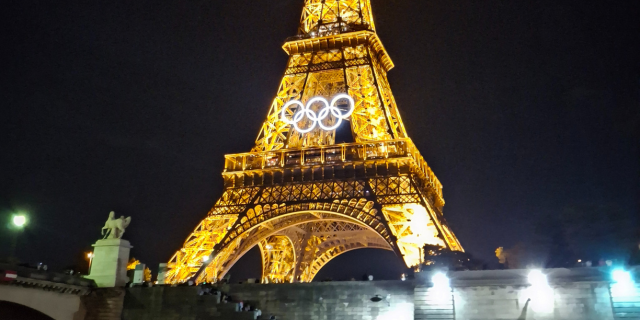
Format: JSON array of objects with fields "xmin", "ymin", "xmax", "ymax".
[
  {"xmin": 611, "ymin": 269, "xmax": 636, "ymax": 297},
  {"xmin": 527, "ymin": 270, "xmax": 554, "ymax": 313},
  {"xmin": 12, "ymin": 214, "xmax": 27, "ymax": 228},
  {"xmin": 528, "ymin": 270, "xmax": 548, "ymax": 286},
  {"xmin": 202, "ymin": 256, "xmax": 210, "ymax": 262},
  {"xmin": 432, "ymin": 272, "xmax": 450, "ymax": 288},
  {"xmin": 612, "ymin": 269, "xmax": 632, "ymax": 284}
]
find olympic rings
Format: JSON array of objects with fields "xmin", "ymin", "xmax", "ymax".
[{"xmin": 281, "ymin": 94, "xmax": 355, "ymax": 133}]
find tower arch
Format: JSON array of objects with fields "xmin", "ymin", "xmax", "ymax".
[{"xmin": 183, "ymin": 200, "xmax": 397, "ymax": 283}]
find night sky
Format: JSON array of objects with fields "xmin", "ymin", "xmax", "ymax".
[{"xmin": 2, "ymin": 0, "xmax": 639, "ymax": 280}]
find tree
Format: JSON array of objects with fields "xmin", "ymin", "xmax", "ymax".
[
  {"xmin": 144, "ymin": 267, "xmax": 152, "ymax": 282},
  {"xmin": 495, "ymin": 243, "xmax": 540, "ymax": 269},
  {"xmin": 127, "ymin": 257, "xmax": 140, "ymax": 270},
  {"xmin": 535, "ymin": 204, "xmax": 638, "ymax": 267},
  {"xmin": 422, "ymin": 244, "xmax": 486, "ymax": 271}
]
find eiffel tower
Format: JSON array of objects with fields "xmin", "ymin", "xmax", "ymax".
[{"xmin": 166, "ymin": 0, "xmax": 463, "ymax": 284}]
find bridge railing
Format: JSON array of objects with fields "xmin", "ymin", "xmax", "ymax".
[{"xmin": 0, "ymin": 263, "xmax": 95, "ymax": 290}]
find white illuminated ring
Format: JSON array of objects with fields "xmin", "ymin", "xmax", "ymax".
[{"xmin": 281, "ymin": 94, "xmax": 355, "ymax": 133}]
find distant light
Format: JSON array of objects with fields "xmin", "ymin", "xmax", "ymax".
[
  {"xmin": 528, "ymin": 270, "xmax": 548, "ymax": 286},
  {"xmin": 612, "ymin": 269, "xmax": 632, "ymax": 284},
  {"xmin": 432, "ymin": 272, "xmax": 449, "ymax": 288},
  {"xmin": 12, "ymin": 214, "xmax": 27, "ymax": 228},
  {"xmin": 577, "ymin": 259, "xmax": 581, "ymax": 263},
  {"xmin": 401, "ymin": 273, "xmax": 406, "ymax": 281},
  {"xmin": 202, "ymin": 256, "xmax": 210, "ymax": 262},
  {"xmin": 265, "ymin": 244, "xmax": 273, "ymax": 250},
  {"xmin": 87, "ymin": 252, "xmax": 94, "ymax": 258}
]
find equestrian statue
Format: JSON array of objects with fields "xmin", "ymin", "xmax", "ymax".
[{"xmin": 101, "ymin": 211, "xmax": 132, "ymax": 239}]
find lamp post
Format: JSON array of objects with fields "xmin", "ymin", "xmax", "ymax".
[
  {"xmin": 9, "ymin": 214, "xmax": 28, "ymax": 264},
  {"xmin": 87, "ymin": 252, "xmax": 94, "ymax": 273}
]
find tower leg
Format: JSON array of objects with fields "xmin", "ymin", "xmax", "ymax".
[{"xmin": 258, "ymin": 235, "xmax": 296, "ymax": 283}]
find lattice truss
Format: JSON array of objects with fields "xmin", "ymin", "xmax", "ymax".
[
  {"xmin": 252, "ymin": 38, "xmax": 408, "ymax": 152},
  {"xmin": 166, "ymin": 177, "xmax": 462, "ymax": 283},
  {"xmin": 258, "ymin": 235, "xmax": 296, "ymax": 283},
  {"xmin": 254, "ymin": 180, "xmax": 366, "ymax": 204},
  {"xmin": 369, "ymin": 176, "xmax": 420, "ymax": 204},
  {"xmin": 381, "ymin": 203, "xmax": 445, "ymax": 268},
  {"xmin": 193, "ymin": 198, "xmax": 394, "ymax": 284},
  {"xmin": 165, "ymin": 0, "xmax": 464, "ymax": 284},
  {"xmin": 258, "ymin": 220, "xmax": 390, "ymax": 283},
  {"xmin": 165, "ymin": 196, "xmax": 394, "ymax": 284},
  {"xmin": 287, "ymin": 69, "xmax": 345, "ymax": 148},
  {"xmin": 372, "ymin": 176, "xmax": 463, "ymax": 257},
  {"xmin": 166, "ymin": 214, "xmax": 237, "ymax": 282},
  {"xmin": 299, "ymin": 0, "xmax": 375, "ymax": 36}
]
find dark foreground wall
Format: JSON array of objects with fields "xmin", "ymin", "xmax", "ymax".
[
  {"xmin": 119, "ymin": 268, "xmax": 640, "ymax": 320},
  {"xmin": 4, "ymin": 268, "xmax": 638, "ymax": 319},
  {"xmin": 123, "ymin": 280, "xmax": 414, "ymax": 320},
  {"xmin": 416, "ymin": 268, "xmax": 640, "ymax": 320}
]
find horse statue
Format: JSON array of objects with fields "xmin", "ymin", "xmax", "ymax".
[{"xmin": 101, "ymin": 211, "xmax": 132, "ymax": 239}]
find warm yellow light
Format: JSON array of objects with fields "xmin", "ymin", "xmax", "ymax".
[
  {"xmin": 87, "ymin": 252, "xmax": 94, "ymax": 258},
  {"xmin": 162, "ymin": 0, "xmax": 464, "ymax": 284},
  {"xmin": 12, "ymin": 214, "xmax": 27, "ymax": 228}
]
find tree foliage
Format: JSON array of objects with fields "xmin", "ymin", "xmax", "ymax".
[
  {"xmin": 421, "ymin": 244, "xmax": 486, "ymax": 271},
  {"xmin": 534, "ymin": 203, "xmax": 638, "ymax": 267}
]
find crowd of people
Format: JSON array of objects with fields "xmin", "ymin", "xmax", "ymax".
[{"xmin": 195, "ymin": 282, "xmax": 270, "ymax": 320}]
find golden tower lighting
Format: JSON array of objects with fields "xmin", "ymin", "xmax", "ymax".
[{"xmin": 166, "ymin": 0, "xmax": 464, "ymax": 284}]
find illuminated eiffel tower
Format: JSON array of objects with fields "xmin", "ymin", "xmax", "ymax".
[{"xmin": 166, "ymin": 0, "xmax": 463, "ymax": 284}]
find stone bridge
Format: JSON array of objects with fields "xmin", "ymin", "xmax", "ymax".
[{"xmin": 0, "ymin": 263, "xmax": 94, "ymax": 320}]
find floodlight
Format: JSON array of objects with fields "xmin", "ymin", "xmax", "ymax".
[
  {"xmin": 612, "ymin": 269, "xmax": 632, "ymax": 284},
  {"xmin": 431, "ymin": 272, "xmax": 450, "ymax": 288},
  {"xmin": 528, "ymin": 270, "xmax": 548, "ymax": 286}
]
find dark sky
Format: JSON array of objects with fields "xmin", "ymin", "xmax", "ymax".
[{"xmin": 2, "ymin": 0, "xmax": 639, "ymax": 279}]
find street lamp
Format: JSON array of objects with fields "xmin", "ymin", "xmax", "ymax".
[
  {"xmin": 87, "ymin": 252, "xmax": 94, "ymax": 273},
  {"xmin": 9, "ymin": 213, "xmax": 28, "ymax": 264},
  {"xmin": 12, "ymin": 215, "xmax": 27, "ymax": 228}
]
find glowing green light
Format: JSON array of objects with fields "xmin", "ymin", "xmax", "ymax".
[{"xmin": 12, "ymin": 214, "xmax": 27, "ymax": 228}]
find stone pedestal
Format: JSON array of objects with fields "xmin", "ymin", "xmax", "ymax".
[
  {"xmin": 85, "ymin": 239, "xmax": 132, "ymax": 287},
  {"xmin": 132, "ymin": 263, "xmax": 145, "ymax": 284},
  {"xmin": 157, "ymin": 263, "xmax": 168, "ymax": 284}
]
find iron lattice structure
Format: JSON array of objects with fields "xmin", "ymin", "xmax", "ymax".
[{"xmin": 166, "ymin": 0, "xmax": 464, "ymax": 284}]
